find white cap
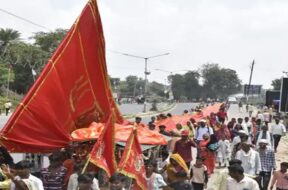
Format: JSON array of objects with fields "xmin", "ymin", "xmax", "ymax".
[
  {"xmin": 238, "ymin": 130, "xmax": 247, "ymax": 135},
  {"xmin": 258, "ymin": 139, "xmax": 269, "ymax": 144},
  {"xmin": 200, "ymin": 119, "xmax": 207, "ymax": 123}
]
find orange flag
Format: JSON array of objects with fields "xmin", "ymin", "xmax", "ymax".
[
  {"xmin": 89, "ymin": 111, "xmax": 116, "ymax": 177},
  {"xmin": 117, "ymin": 129, "xmax": 148, "ymax": 190},
  {"xmin": 0, "ymin": 0, "xmax": 122, "ymax": 153}
]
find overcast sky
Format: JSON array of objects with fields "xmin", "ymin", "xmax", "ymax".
[{"xmin": 1, "ymin": 0, "xmax": 288, "ymax": 89}]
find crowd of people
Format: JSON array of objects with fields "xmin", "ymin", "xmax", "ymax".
[{"xmin": 0, "ymin": 103, "xmax": 286, "ymax": 190}]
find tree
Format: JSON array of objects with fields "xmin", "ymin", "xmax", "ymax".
[
  {"xmin": 0, "ymin": 28, "xmax": 20, "ymax": 54},
  {"xmin": 271, "ymin": 78, "xmax": 281, "ymax": 90},
  {"xmin": 169, "ymin": 74, "xmax": 185, "ymax": 100},
  {"xmin": 201, "ymin": 63, "xmax": 241, "ymax": 98},
  {"xmin": 6, "ymin": 42, "xmax": 48, "ymax": 93},
  {"xmin": 33, "ymin": 29, "xmax": 68, "ymax": 53},
  {"xmin": 183, "ymin": 71, "xmax": 201, "ymax": 100},
  {"xmin": 149, "ymin": 81, "xmax": 166, "ymax": 97}
]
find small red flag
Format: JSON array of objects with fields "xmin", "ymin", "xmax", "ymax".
[
  {"xmin": 117, "ymin": 128, "xmax": 148, "ymax": 190},
  {"xmin": 89, "ymin": 111, "xmax": 117, "ymax": 177}
]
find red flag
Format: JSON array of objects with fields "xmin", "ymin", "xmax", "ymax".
[
  {"xmin": 89, "ymin": 111, "xmax": 117, "ymax": 177},
  {"xmin": 0, "ymin": 0, "xmax": 123, "ymax": 153},
  {"xmin": 117, "ymin": 129, "xmax": 148, "ymax": 190}
]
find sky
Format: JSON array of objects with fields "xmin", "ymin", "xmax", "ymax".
[{"xmin": 1, "ymin": 0, "xmax": 288, "ymax": 89}]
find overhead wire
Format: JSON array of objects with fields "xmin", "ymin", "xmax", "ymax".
[{"xmin": 0, "ymin": 8, "xmax": 52, "ymax": 31}]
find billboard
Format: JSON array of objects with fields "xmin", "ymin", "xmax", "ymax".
[
  {"xmin": 244, "ymin": 84, "xmax": 262, "ymax": 95},
  {"xmin": 280, "ymin": 78, "xmax": 288, "ymax": 112},
  {"xmin": 265, "ymin": 90, "xmax": 280, "ymax": 110}
]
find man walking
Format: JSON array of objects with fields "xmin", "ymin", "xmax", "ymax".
[
  {"xmin": 236, "ymin": 142, "xmax": 261, "ymax": 177},
  {"xmin": 271, "ymin": 117, "xmax": 286, "ymax": 152},
  {"xmin": 255, "ymin": 125, "xmax": 274, "ymax": 150},
  {"xmin": 257, "ymin": 139, "xmax": 276, "ymax": 190},
  {"xmin": 174, "ymin": 130, "xmax": 196, "ymax": 168}
]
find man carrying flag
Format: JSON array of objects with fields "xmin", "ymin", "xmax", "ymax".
[
  {"xmin": 88, "ymin": 110, "xmax": 117, "ymax": 177},
  {"xmin": 117, "ymin": 128, "xmax": 148, "ymax": 190}
]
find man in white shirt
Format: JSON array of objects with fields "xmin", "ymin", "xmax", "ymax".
[
  {"xmin": 195, "ymin": 119, "xmax": 214, "ymax": 141},
  {"xmin": 271, "ymin": 117, "xmax": 286, "ymax": 152},
  {"xmin": 242, "ymin": 117, "xmax": 252, "ymax": 135},
  {"xmin": 227, "ymin": 164, "xmax": 260, "ymax": 190},
  {"xmin": 235, "ymin": 142, "xmax": 261, "ymax": 177},
  {"xmin": 3, "ymin": 160, "xmax": 44, "ymax": 190}
]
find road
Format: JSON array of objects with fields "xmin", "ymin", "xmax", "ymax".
[{"xmin": 0, "ymin": 102, "xmax": 198, "ymax": 129}]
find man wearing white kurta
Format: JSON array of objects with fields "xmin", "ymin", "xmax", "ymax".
[{"xmin": 236, "ymin": 142, "xmax": 261, "ymax": 177}]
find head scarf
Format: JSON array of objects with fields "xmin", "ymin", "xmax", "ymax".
[{"xmin": 169, "ymin": 153, "xmax": 189, "ymax": 174}]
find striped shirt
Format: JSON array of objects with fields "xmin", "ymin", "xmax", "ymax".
[{"xmin": 40, "ymin": 166, "xmax": 67, "ymax": 190}]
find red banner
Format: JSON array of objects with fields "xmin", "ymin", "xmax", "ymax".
[
  {"xmin": 71, "ymin": 122, "xmax": 167, "ymax": 145},
  {"xmin": 89, "ymin": 112, "xmax": 117, "ymax": 177},
  {"xmin": 117, "ymin": 129, "xmax": 148, "ymax": 190},
  {"xmin": 0, "ymin": 0, "xmax": 122, "ymax": 152}
]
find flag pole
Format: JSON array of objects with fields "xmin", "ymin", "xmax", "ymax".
[{"xmin": 82, "ymin": 154, "xmax": 91, "ymax": 174}]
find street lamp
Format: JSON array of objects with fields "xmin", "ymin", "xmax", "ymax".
[{"xmin": 112, "ymin": 51, "xmax": 170, "ymax": 112}]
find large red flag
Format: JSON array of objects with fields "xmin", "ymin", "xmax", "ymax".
[
  {"xmin": 117, "ymin": 129, "xmax": 148, "ymax": 190},
  {"xmin": 89, "ymin": 111, "xmax": 116, "ymax": 177},
  {"xmin": 0, "ymin": 0, "xmax": 122, "ymax": 153}
]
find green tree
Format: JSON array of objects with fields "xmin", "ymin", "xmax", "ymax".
[
  {"xmin": 271, "ymin": 78, "xmax": 281, "ymax": 90},
  {"xmin": 169, "ymin": 74, "xmax": 185, "ymax": 100},
  {"xmin": 201, "ymin": 63, "xmax": 241, "ymax": 98},
  {"xmin": 0, "ymin": 28, "xmax": 20, "ymax": 54},
  {"xmin": 149, "ymin": 81, "xmax": 166, "ymax": 97},
  {"xmin": 183, "ymin": 71, "xmax": 201, "ymax": 100},
  {"xmin": 33, "ymin": 28, "xmax": 68, "ymax": 53}
]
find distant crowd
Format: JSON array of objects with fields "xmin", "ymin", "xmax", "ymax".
[{"xmin": 0, "ymin": 103, "xmax": 287, "ymax": 190}]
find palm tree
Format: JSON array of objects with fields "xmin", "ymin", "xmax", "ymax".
[{"xmin": 0, "ymin": 28, "xmax": 20, "ymax": 54}]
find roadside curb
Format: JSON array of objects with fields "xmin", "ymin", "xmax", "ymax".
[{"xmin": 123, "ymin": 103, "xmax": 176, "ymax": 119}]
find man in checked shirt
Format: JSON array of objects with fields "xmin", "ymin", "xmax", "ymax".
[{"xmin": 257, "ymin": 139, "xmax": 276, "ymax": 190}]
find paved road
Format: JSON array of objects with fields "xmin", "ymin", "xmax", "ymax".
[{"xmin": 0, "ymin": 102, "xmax": 199, "ymax": 129}]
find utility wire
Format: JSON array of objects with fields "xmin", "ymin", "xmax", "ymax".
[{"xmin": 0, "ymin": 8, "xmax": 52, "ymax": 31}]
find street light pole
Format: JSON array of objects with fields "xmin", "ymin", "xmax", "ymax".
[{"xmin": 111, "ymin": 51, "xmax": 170, "ymax": 112}]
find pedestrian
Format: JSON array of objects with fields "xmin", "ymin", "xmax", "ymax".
[
  {"xmin": 235, "ymin": 142, "xmax": 261, "ymax": 178},
  {"xmin": 271, "ymin": 117, "xmax": 286, "ymax": 152},
  {"xmin": 158, "ymin": 125, "xmax": 171, "ymax": 136},
  {"xmin": 195, "ymin": 119, "xmax": 214, "ymax": 143},
  {"xmin": 210, "ymin": 159, "xmax": 242, "ymax": 190},
  {"xmin": 217, "ymin": 134, "xmax": 230, "ymax": 168},
  {"xmin": 242, "ymin": 117, "xmax": 252, "ymax": 136},
  {"xmin": 263, "ymin": 109, "xmax": 270, "ymax": 124},
  {"xmin": 227, "ymin": 164, "xmax": 260, "ymax": 190},
  {"xmin": 40, "ymin": 152, "xmax": 67, "ymax": 190},
  {"xmin": 134, "ymin": 117, "xmax": 145, "ymax": 128},
  {"xmin": 270, "ymin": 162, "xmax": 288, "ymax": 190},
  {"xmin": 4, "ymin": 101, "xmax": 12, "ymax": 116},
  {"xmin": 144, "ymin": 160, "xmax": 167, "ymax": 190},
  {"xmin": 77, "ymin": 174, "xmax": 95, "ymax": 190},
  {"xmin": 67, "ymin": 163, "xmax": 99, "ymax": 190},
  {"xmin": 238, "ymin": 101, "xmax": 243, "ymax": 113},
  {"xmin": 248, "ymin": 104, "xmax": 254, "ymax": 118},
  {"xmin": 190, "ymin": 156, "xmax": 208, "ymax": 190},
  {"xmin": 169, "ymin": 123, "xmax": 183, "ymax": 153},
  {"xmin": 148, "ymin": 122, "xmax": 156, "ymax": 131},
  {"xmin": 199, "ymin": 133, "xmax": 216, "ymax": 176},
  {"xmin": 255, "ymin": 124, "xmax": 274, "ymax": 150},
  {"xmin": 184, "ymin": 121, "xmax": 195, "ymax": 138},
  {"xmin": 108, "ymin": 173, "xmax": 126, "ymax": 190},
  {"xmin": 256, "ymin": 111, "xmax": 264, "ymax": 123},
  {"xmin": 161, "ymin": 153, "xmax": 189, "ymax": 184},
  {"xmin": 257, "ymin": 139, "xmax": 276, "ymax": 190},
  {"xmin": 217, "ymin": 107, "xmax": 228, "ymax": 123},
  {"xmin": 173, "ymin": 130, "xmax": 196, "ymax": 168},
  {"xmin": 3, "ymin": 160, "xmax": 44, "ymax": 190}
]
